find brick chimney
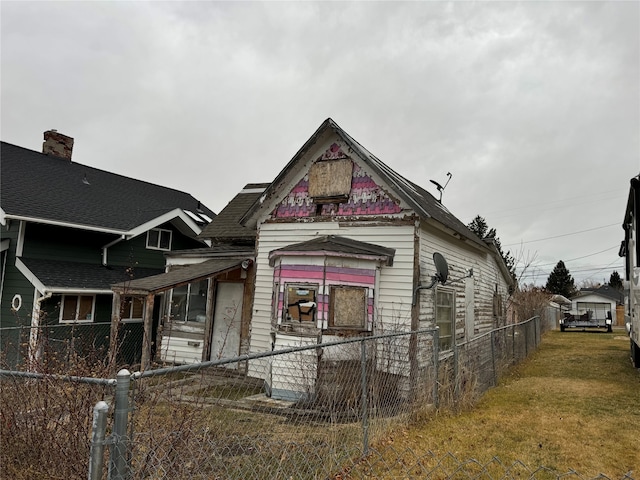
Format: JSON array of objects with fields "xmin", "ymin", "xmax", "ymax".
[{"xmin": 43, "ymin": 130, "xmax": 74, "ymax": 161}]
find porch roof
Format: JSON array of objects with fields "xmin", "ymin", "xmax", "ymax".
[
  {"xmin": 17, "ymin": 257, "xmax": 162, "ymax": 294},
  {"xmin": 268, "ymin": 235, "xmax": 395, "ymax": 267},
  {"xmin": 111, "ymin": 257, "xmax": 247, "ymax": 294}
]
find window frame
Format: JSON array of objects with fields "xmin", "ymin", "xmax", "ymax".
[
  {"xmin": 283, "ymin": 283, "xmax": 318, "ymax": 323},
  {"xmin": 169, "ymin": 279, "xmax": 209, "ymax": 324},
  {"xmin": 121, "ymin": 296, "xmax": 145, "ymax": 323},
  {"xmin": 328, "ymin": 285, "xmax": 368, "ymax": 330},
  {"xmin": 435, "ymin": 287, "xmax": 455, "ymax": 351},
  {"xmin": 59, "ymin": 294, "xmax": 96, "ymax": 323},
  {"xmin": 146, "ymin": 228, "xmax": 173, "ymax": 251}
]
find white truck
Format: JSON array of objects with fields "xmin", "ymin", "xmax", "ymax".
[{"xmin": 621, "ymin": 174, "xmax": 640, "ymax": 367}]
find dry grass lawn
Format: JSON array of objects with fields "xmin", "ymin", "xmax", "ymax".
[{"xmin": 370, "ymin": 330, "xmax": 640, "ymax": 478}]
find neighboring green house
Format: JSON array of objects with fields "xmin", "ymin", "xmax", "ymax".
[{"xmin": 0, "ymin": 130, "xmax": 214, "ymax": 367}]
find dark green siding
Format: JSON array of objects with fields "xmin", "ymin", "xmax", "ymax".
[
  {"xmin": 22, "ymin": 223, "xmax": 115, "ymax": 264},
  {"xmin": 1, "ymin": 221, "xmax": 35, "ymax": 329},
  {"xmin": 107, "ymin": 223, "xmax": 206, "ymax": 269}
]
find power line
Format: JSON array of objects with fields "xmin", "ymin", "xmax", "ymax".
[
  {"xmin": 503, "ymin": 223, "xmax": 619, "ymax": 247},
  {"xmin": 515, "ymin": 245, "xmax": 619, "ymax": 268}
]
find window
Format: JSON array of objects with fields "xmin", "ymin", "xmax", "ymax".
[
  {"xmin": 435, "ymin": 289, "xmax": 455, "ymax": 351},
  {"xmin": 60, "ymin": 295, "xmax": 95, "ymax": 323},
  {"xmin": 146, "ymin": 228, "xmax": 172, "ymax": 251},
  {"xmin": 329, "ymin": 286, "xmax": 367, "ymax": 329},
  {"xmin": 170, "ymin": 280, "xmax": 208, "ymax": 323},
  {"xmin": 121, "ymin": 296, "xmax": 144, "ymax": 322},
  {"xmin": 285, "ymin": 284, "xmax": 317, "ymax": 322}
]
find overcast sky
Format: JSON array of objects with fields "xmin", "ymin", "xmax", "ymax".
[{"xmin": 2, "ymin": 1, "xmax": 638, "ymax": 286}]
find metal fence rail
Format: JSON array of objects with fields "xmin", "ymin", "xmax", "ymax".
[{"xmin": 4, "ymin": 316, "xmax": 626, "ymax": 479}]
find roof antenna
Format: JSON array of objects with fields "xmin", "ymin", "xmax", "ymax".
[{"xmin": 430, "ymin": 172, "xmax": 452, "ymax": 203}]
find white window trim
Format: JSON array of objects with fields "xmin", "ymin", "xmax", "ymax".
[
  {"xmin": 121, "ymin": 296, "xmax": 144, "ymax": 323},
  {"xmin": 435, "ymin": 287, "xmax": 455, "ymax": 352},
  {"xmin": 146, "ymin": 228, "xmax": 173, "ymax": 251},
  {"xmin": 59, "ymin": 294, "xmax": 96, "ymax": 323},
  {"xmin": 282, "ymin": 283, "xmax": 318, "ymax": 324}
]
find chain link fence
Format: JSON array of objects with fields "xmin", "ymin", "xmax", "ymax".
[
  {"xmin": 1, "ymin": 316, "xmax": 631, "ymax": 479},
  {"xmin": 0, "ymin": 321, "xmax": 144, "ymax": 371}
]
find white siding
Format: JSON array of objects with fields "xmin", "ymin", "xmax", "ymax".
[
  {"xmin": 160, "ymin": 335, "xmax": 203, "ymax": 364},
  {"xmin": 270, "ymin": 333, "xmax": 318, "ymax": 400}
]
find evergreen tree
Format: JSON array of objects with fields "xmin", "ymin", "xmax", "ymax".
[
  {"xmin": 609, "ymin": 270, "xmax": 623, "ymax": 291},
  {"xmin": 467, "ymin": 215, "xmax": 516, "ymax": 281},
  {"xmin": 545, "ymin": 261, "xmax": 576, "ymax": 297},
  {"xmin": 468, "ymin": 215, "xmax": 489, "ymax": 239}
]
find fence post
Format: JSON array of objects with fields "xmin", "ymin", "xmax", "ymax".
[
  {"xmin": 524, "ymin": 320, "xmax": 529, "ymax": 357},
  {"xmin": 490, "ymin": 330, "xmax": 497, "ymax": 386},
  {"xmin": 432, "ymin": 328, "xmax": 439, "ymax": 408},
  {"xmin": 88, "ymin": 401, "xmax": 109, "ymax": 480},
  {"xmin": 453, "ymin": 342, "xmax": 459, "ymax": 399},
  {"xmin": 360, "ymin": 339, "xmax": 369, "ymax": 456},
  {"xmin": 110, "ymin": 369, "xmax": 131, "ymax": 480}
]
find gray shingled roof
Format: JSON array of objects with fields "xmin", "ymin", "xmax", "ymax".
[
  {"xmin": 1, "ymin": 142, "xmax": 215, "ymax": 232},
  {"xmin": 19, "ymin": 258, "xmax": 162, "ymax": 291},
  {"xmin": 574, "ymin": 285, "xmax": 624, "ymax": 304},
  {"xmin": 198, "ymin": 183, "xmax": 269, "ymax": 242},
  {"xmin": 241, "ymin": 118, "xmax": 487, "ymax": 251},
  {"xmin": 111, "ymin": 258, "xmax": 246, "ymax": 293},
  {"xmin": 269, "ymin": 235, "xmax": 395, "ymax": 266}
]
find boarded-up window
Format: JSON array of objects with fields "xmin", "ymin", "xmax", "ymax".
[
  {"xmin": 285, "ymin": 285, "xmax": 317, "ymax": 322},
  {"xmin": 329, "ymin": 286, "xmax": 366, "ymax": 328},
  {"xmin": 308, "ymin": 159, "xmax": 352, "ymax": 202}
]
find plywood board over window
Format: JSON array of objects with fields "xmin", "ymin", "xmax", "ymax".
[
  {"xmin": 308, "ymin": 159, "xmax": 352, "ymax": 202},
  {"xmin": 329, "ymin": 286, "xmax": 366, "ymax": 328}
]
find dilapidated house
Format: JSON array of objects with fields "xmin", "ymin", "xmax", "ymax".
[{"xmin": 238, "ymin": 118, "xmax": 514, "ymax": 399}]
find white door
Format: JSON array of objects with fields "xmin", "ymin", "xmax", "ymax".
[{"xmin": 210, "ymin": 282, "xmax": 243, "ymax": 361}]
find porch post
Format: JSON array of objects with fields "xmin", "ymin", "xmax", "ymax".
[
  {"xmin": 141, "ymin": 293, "xmax": 155, "ymax": 371},
  {"xmin": 109, "ymin": 290, "xmax": 122, "ymax": 369}
]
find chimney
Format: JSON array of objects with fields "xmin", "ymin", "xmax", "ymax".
[{"xmin": 43, "ymin": 130, "xmax": 74, "ymax": 161}]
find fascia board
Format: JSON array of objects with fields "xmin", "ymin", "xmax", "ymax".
[
  {"xmin": 3, "ymin": 214, "xmax": 128, "ymax": 236},
  {"xmin": 0, "ymin": 207, "xmax": 5, "ymax": 226},
  {"xmin": 125, "ymin": 208, "xmax": 202, "ymax": 240},
  {"xmin": 15, "ymin": 257, "xmax": 47, "ymax": 293}
]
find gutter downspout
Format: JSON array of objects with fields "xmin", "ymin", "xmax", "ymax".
[{"xmin": 102, "ymin": 236, "xmax": 126, "ymax": 266}]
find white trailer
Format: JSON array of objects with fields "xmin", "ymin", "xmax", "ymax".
[{"xmin": 621, "ymin": 174, "xmax": 640, "ymax": 367}]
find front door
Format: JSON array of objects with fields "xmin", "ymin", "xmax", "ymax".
[{"xmin": 210, "ymin": 282, "xmax": 243, "ymax": 361}]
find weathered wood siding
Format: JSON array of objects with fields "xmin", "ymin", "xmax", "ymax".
[{"xmin": 417, "ymin": 224, "xmax": 511, "ymax": 345}]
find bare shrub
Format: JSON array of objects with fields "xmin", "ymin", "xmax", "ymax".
[{"xmin": 0, "ymin": 355, "xmax": 112, "ymax": 479}]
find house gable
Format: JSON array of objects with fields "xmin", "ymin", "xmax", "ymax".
[{"xmin": 269, "ymin": 142, "xmax": 404, "ymax": 220}]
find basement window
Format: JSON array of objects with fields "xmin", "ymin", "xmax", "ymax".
[{"xmin": 147, "ymin": 228, "xmax": 172, "ymax": 251}]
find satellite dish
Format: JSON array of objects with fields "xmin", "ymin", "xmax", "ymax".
[{"xmin": 433, "ymin": 252, "xmax": 449, "ymax": 284}]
